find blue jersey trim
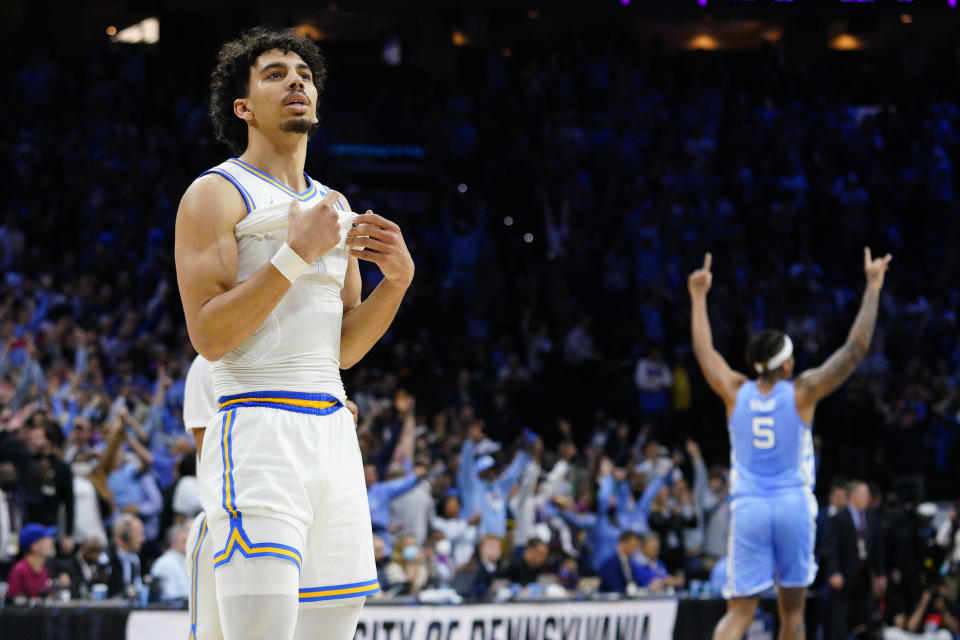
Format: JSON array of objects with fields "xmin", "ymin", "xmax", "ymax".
[{"xmin": 200, "ymin": 169, "xmax": 255, "ymax": 213}]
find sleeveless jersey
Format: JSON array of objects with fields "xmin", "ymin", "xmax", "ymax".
[
  {"xmin": 200, "ymin": 158, "xmax": 356, "ymax": 401},
  {"xmin": 727, "ymin": 380, "xmax": 814, "ymax": 497}
]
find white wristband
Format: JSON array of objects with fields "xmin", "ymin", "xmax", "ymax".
[{"xmin": 271, "ymin": 242, "xmax": 310, "ymax": 283}]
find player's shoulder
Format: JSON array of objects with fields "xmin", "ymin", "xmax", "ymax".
[{"xmin": 177, "ymin": 171, "xmax": 247, "ymax": 225}]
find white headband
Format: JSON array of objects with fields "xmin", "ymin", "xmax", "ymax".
[{"xmin": 755, "ymin": 335, "xmax": 793, "ymax": 374}]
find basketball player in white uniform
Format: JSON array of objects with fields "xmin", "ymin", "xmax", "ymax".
[
  {"xmin": 182, "ymin": 355, "xmax": 222, "ymax": 640},
  {"xmin": 174, "ymin": 27, "xmax": 414, "ymax": 640}
]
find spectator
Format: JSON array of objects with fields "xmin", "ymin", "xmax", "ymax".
[
  {"xmin": 884, "ymin": 581, "xmax": 960, "ymax": 639},
  {"xmin": 562, "ymin": 316, "xmax": 596, "ymax": 365},
  {"xmin": 633, "ymin": 532, "xmax": 683, "ymax": 593},
  {"xmin": 6, "ymin": 523, "xmax": 67, "ymax": 599},
  {"xmin": 70, "ymin": 457, "xmax": 107, "ymax": 547},
  {"xmin": 688, "ymin": 440, "xmax": 728, "ymax": 572},
  {"xmin": 429, "ymin": 534, "xmax": 456, "ymax": 588},
  {"xmin": 509, "ymin": 433, "xmax": 544, "ymax": 548},
  {"xmin": 457, "ymin": 425, "xmax": 530, "ymax": 538},
  {"xmin": 106, "ymin": 513, "xmax": 145, "ymax": 598},
  {"xmin": 53, "ymin": 533, "xmax": 109, "ymax": 600},
  {"xmin": 170, "ymin": 454, "xmax": 201, "ymax": 523},
  {"xmin": 504, "ymin": 538, "xmax": 550, "ymax": 589},
  {"xmin": 388, "ymin": 461, "xmax": 436, "ymax": 549},
  {"xmin": 886, "ymin": 496, "xmax": 923, "ymax": 613},
  {"xmin": 384, "ymin": 534, "xmax": 429, "ymax": 597},
  {"xmin": 559, "ymin": 458, "xmax": 623, "ymax": 572},
  {"xmin": 454, "ymin": 534, "xmax": 504, "ymax": 600},
  {"xmin": 90, "ymin": 415, "xmax": 163, "ymax": 551},
  {"xmin": 149, "ymin": 523, "xmax": 189, "ymax": 601},
  {"xmin": 647, "ymin": 482, "xmax": 697, "ymax": 574},
  {"xmin": 826, "ymin": 480, "xmax": 887, "ymax": 640},
  {"xmin": 598, "ymin": 531, "xmax": 642, "ymax": 595},
  {"xmin": 20, "ymin": 417, "xmax": 74, "ymax": 536},
  {"xmin": 431, "ymin": 493, "xmax": 479, "ymax": 569},
  {"xmin": 634, "ymin": 347, "xmax": 673, "ymax": 418},
  {"xmin": 366, "ymin": 463, "xmax": 427, "ymax": 553},
  {"xmin": 818, "ymin": 479, "xmax": 849, "ymax": 561}
]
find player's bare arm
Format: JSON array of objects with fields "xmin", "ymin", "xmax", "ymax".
[
  {"xmin": 175, "ymin": 175, "xmax": 343, "ymax": 361},
  {"xmin": 339, "ymin": 206, "xmax": 414, "ymax": 369},
  {"xmin": 688, "ymin": 252, "xmax": 748, "ymax": 415},
  {"xmin": 795, "ymin": 247, "xmax": 891, "ymax": 415}
]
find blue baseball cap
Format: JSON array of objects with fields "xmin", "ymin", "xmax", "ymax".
[
  {"xmin": 476, "ymin": 455, "xmax": 496, "ymax": 473},
  {"xmin": 20, "ymin": 523, "xmax": 56, "ymax": 553}
]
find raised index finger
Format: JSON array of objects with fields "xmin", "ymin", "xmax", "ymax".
[
  {"xmin": 703, "ymin": 252, "xmax": 712, "ymax": 272},
  {"xmin": 352, "ymin": 211, "xmax": 400, "ymax": 231},
  {"xmin": 864, "ymin": 246, "xmax": 872, "ymax": 268}
]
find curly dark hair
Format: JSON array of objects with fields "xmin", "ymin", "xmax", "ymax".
[{"xmin": 209, "ymin": 26, "xmax": 327, "ymax": 156}]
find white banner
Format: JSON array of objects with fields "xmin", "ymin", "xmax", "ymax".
[
  {"xmin": 127, "ymin": 598, "xmax": 678, "ymax": 640},
  {"xmin": 127, "ymin": 610, "xmax": 189, "ymax": 640},
  {"xmin": 356, "ymin": 599, "xmax": 678, "ymax": 640}
]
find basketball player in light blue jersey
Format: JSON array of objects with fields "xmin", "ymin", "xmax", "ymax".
[{"xmin": 688, "ymin": 248, "xmax": 891, "ymax": 640}]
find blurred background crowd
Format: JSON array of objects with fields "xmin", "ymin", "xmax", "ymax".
[{"xmin": 4, "ymin": 1, "xmax": 960, "ymax": 638}]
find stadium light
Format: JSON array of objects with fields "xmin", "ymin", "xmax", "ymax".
[
  {"xmin": 687, "ymin": 34, "xmax": 720, "ymax": 51},
  {"xmin": 830, "ymin": 33, "xmax": 862, "ymax": 50},
  {"xmin": 110, "ymin": 17, "xmax": 159, "ymax": 44}
]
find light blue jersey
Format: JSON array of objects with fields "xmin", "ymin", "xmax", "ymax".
[
  {"xmin": 725, "ymin": 379, "xmax": 818, "ymax": 597},
  {"xmin": 728, "ymin": 380, "xmax": 815, "ymax": 498}
]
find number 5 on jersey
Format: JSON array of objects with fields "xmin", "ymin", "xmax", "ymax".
[{"xmin": 752, "ymin": 417, "xmax": 775, "ymax": 449}]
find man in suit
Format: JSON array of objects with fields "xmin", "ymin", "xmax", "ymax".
[
  {"xmin": 825, "ymin": 480, "xmax": 886, "ymax": 640},
  {"xmin": 816, "ymin": 478, "xmax": 847, "ymax": 564},
  {"xmin": 598, "ymin": 531, "xmax": 641, "ymax": 595},
  {"xmin": 53, "ymin": 534, "xmax": 110, "ymax": 599},
  {"xmin": 106, "ymin": 513, "xmax": 145, "ymax": 598}
]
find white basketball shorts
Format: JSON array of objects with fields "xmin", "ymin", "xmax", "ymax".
[{"xmin": 197, "ymin": 391, "xmax": 379, "ymax": 607}]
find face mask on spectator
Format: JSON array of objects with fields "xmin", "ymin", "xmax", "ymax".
[{"xmin": 402, "ymin": 545, "xmax": 420, "ymax": 562}]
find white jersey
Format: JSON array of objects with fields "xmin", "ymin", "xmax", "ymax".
[
  {"xmin": 183, "ymin": 354, "xmax": 217, "ymax": 431},
  {"xmin": 200, "ymin": 158, "xmax": 356, "ymax": 401}
]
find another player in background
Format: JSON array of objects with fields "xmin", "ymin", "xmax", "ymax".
[
  {"xmin": 182, "ymin": 355, "xmax": 221, "ymax": 640},
  {"xmin": 688, "ymin": 248, "xmax": 891, "ymax": 640}
]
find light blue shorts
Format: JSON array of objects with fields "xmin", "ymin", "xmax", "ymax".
[{"xmin": 724, "ymin": 490, "xmax": 818, "ymax": 598}]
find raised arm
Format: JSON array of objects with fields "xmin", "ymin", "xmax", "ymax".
[
  {"xmin": 175, "ymin": 176, "xmax": 342, "ymax": 361},
  {"xmin": 389, "ymin": 392, "xmax": 417, "ymax": 469},
  {"xmin": 795, "ymin": 248, "xmax": 891, "ymax": 412},
  {"xmin": 88, "ymin": 419, "xmax": 127, "ymax": 503},
  {"xmin": 688, "ymin": 253, "xmax": 747, "ymax": 411}
]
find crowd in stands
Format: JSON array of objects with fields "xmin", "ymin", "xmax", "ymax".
[{"xmin": 3, "ymin": 19, "xmax": 960, "ymax": 639}]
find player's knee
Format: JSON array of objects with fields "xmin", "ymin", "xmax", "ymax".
[{"xmin": 729, "ymin": 597, "xmax": 759, "ymax": 619}]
